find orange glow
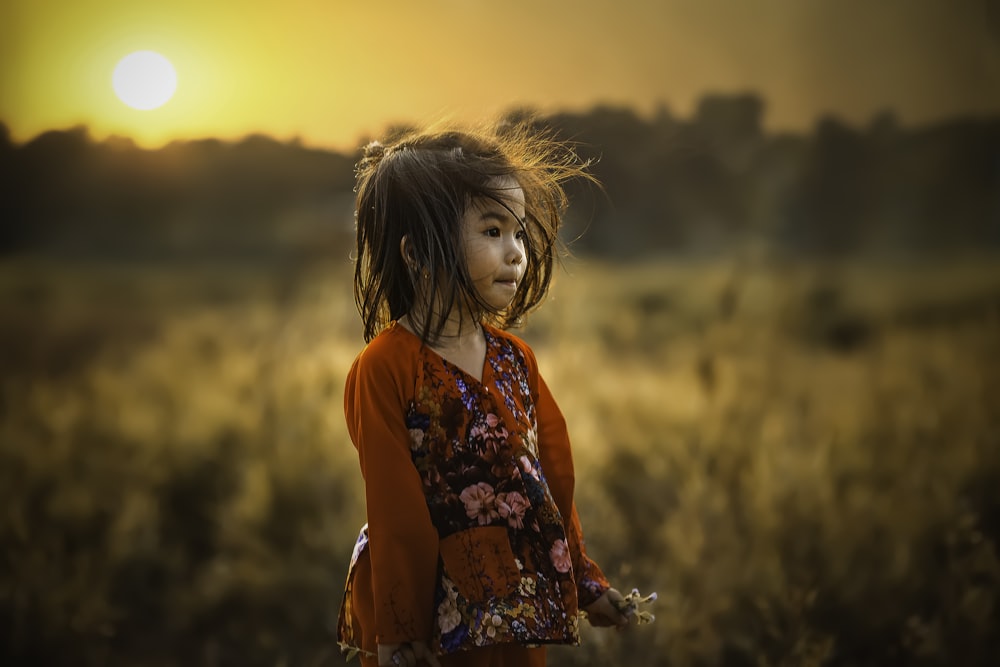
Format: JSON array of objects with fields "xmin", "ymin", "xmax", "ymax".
[{"xmin": 1, "ymin": 0, "xmax": 998, "ymax": 150}]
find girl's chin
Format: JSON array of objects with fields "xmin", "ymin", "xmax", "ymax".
[
  {"xmin": 478, "ymin": 301, "xmax": 514, "ymax": 315},
  {"xmin": 486, "ymin": 293, "xmax": 516, "ymax": 310}
]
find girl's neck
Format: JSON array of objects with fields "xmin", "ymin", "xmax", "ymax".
[{"xmin": 401, "ymin": 309, "xmax": 482, "ymax": 350}]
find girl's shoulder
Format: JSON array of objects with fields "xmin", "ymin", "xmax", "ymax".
[{"xmin": 350, "ymin": 322, "xmax": 421, "ymax": 375}]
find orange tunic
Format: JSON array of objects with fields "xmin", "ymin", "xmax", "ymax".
[{"xmin": 337, "ymin": 322, "xmax": 609, "ymax": 657}]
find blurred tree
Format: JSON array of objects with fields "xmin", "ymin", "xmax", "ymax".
[
  {"xmin": 3, "ymin": 99, "xmax": 999, "ymax": 261},
  {"xmin": 778, "ymin": 116, "xmax": 875, "ymax": 255}
]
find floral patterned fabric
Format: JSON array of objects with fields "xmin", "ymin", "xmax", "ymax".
[{"xmin": 337, "ymin": 322, "xmax": 609, "ymax": 658}]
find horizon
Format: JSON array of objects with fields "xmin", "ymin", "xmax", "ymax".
[{"xmin": 5, "ymin": 97, "xmax": 999, "ymax": 154}]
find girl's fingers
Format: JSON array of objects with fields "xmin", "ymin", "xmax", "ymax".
[
  {"xmin": 378, "ymin": 641, "xmax": 440, "ymax": 667},
  {"xmin": 586, "ymin": 588, "xmax": 631, "ymax": 628}
]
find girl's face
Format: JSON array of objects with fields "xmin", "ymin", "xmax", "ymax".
[{"xmin": 460, "ymin": 176, "xmax": 527, "ymax": 313}]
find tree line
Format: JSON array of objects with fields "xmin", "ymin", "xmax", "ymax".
[{"xmin": 1, "ymin": 94, "xmax": 998, "ymax": 261}]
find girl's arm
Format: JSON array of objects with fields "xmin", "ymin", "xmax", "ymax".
[
  {"xmin": 533, "ymin": 371, "xmax": 612, "ymax": 607},
  {"xmin": 345, "ymin": 346, "xmax": 439, "ymax": 648},
  {"xmin": 532, "ymin": 369, "xmax": 628, "ymax": 627}
]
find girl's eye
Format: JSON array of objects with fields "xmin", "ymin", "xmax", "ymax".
[
  {"xmin": 515, "ymin": 230, "xmax": 527, "ymax": 241},
  {"xmin": 485, "ymin": 228, "xmax": 501, "ymax": 238}
]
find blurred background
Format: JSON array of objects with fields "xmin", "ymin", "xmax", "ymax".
[{"xmin": 2, "ymin": 1, "xmax": 1000, "ymax": 665}]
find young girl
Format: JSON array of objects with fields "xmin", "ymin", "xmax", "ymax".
[{"xmin": 337, "ymin": 124, "xmax": 628, "ymax": 667}]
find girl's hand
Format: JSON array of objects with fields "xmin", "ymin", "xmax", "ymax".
[
  {"xmin": 377, "ymin": 641, "xmax": 442, "ymax": 667},
  {"xmin": 582, "ymin": 587, "xmax": 630, "ymax": 629}
]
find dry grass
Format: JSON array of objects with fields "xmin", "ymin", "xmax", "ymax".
[{"xmin": 2, "ymin": 255, "xmax": 999, "ymax": 666}]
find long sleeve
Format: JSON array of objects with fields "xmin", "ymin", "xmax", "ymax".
[
  {"xmin": 529, "ymin": 355, "xmax": 610, "ymax": 609},
  {"xmin": 344, "ymin": 343, "xmax": 439, "ymax": 645}
]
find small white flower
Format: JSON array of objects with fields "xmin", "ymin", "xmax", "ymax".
[
  {"xmin": 408, "ymin": 428, "xmax": 425, "ymax": 450},
  {"xmin": 442, "ymin": 575, "xmax": 459, "ymax": 601},
  {"xmin": 437, "ymin": 596, "xmax": 461, "ymax": 634}
]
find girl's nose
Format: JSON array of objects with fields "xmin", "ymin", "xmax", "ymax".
[{"xmin": 507, "ymin": 240, "xmax": 524, "ymax": 265}]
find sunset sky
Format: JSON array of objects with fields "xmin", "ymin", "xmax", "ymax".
[{"xmin": 2, "ymin": 0, "xmax": 999, "ymax": 151}]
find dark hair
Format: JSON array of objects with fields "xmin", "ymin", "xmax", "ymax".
[{"xmin": 353, "ymin": 121, "xmax": 594, "ymax": 344}]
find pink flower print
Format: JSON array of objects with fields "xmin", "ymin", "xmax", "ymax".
[
  {"xmin": 476, "ymin": 414, "xmax": 507, "ymax": 452},
  {"xmin": 496, "ymin": 491, "xmax": 529, "ymax": 529},
  {"xmin": 519, "ymin": 455, "xmax": 540, "ymax": 480},
  {"xmin": 460, "ymin": 482, "xmax": 499, "ymax": 525},
  {"xmin": 549, "ymin": 538, "xmax": 572, "ymax": 573}
]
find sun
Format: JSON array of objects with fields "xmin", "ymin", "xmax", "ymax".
[{"xmin": 112, "ymin": 51, "xmax": 177, "ymax": 110}]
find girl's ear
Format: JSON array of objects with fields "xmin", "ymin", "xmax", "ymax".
[
  {"xmin": 401, "ymin": 236, "xmax": 432, "ymax": 283},
  {"xmin": 400, "ymin": 235, "xmax": 417, "ymax": 271}
]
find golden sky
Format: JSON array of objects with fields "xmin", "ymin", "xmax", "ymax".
[{"xmin": 2, "ymin": 0, "xmax": 999, "ymax": 150}]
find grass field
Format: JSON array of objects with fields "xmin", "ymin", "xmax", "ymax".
[{"xmin": 2, "ymin": 254, "xmax": 999, "ymax": 666}]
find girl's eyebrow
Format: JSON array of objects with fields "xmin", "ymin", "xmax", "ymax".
[
  {"xmin": 478, "ymin": 209, "xmax": 515, "ymax": 223},
  {"xmin": 478, "ymin": 198, "xmax": 526, "ymax": 225}
]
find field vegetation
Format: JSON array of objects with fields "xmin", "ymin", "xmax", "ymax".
[{"xmin": 2, "ymin": 254, "xmax": 999, "ymax": 666}]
